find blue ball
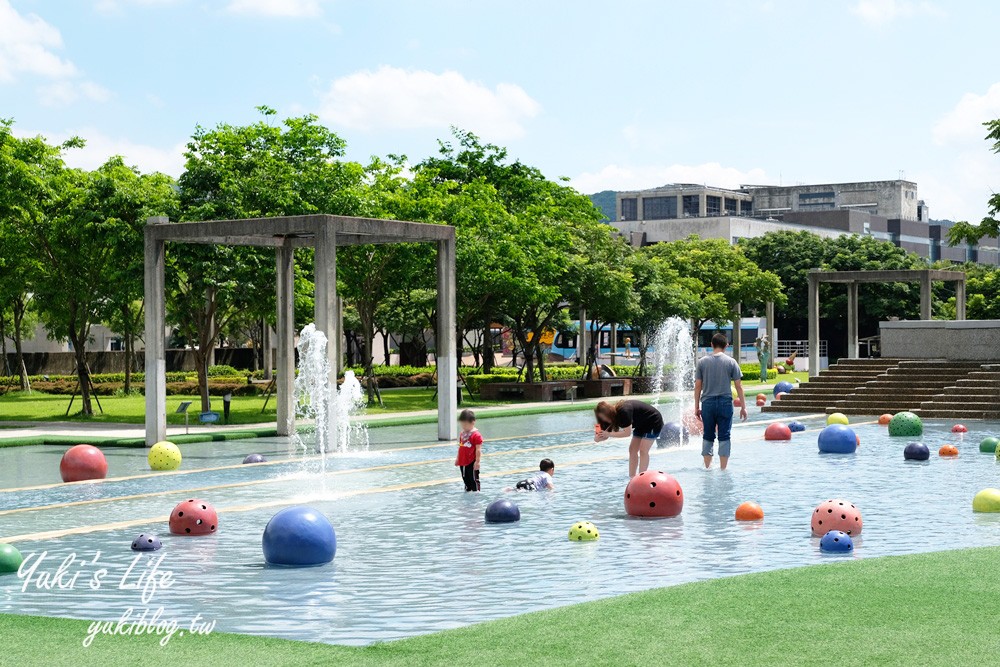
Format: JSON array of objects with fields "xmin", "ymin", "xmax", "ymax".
[
  {"xmin": 903, "ymin": 442, "xmax": 930, "ymax": 461},
  {"xmin": 130, "ymin": 533, "xmax": 161, "ymax": 552},
  {"xmin": 657, "ymin": 421, "xmax": 688, "ymax": 448},
  {"xmin": 485, "ymin": 499, "xmax": 520, "ymax": 523},
  {"xmin": 819, "ymin": 530, "xmax": 854, "ymax": 553},
  {"xmin": 773, "ymin": 381, "xmax": 793, "ymax": 396},
  {"xmin": 243, "ymin": 453, "xmax": 267, "ymax": 464},
  {"xmin": 817, "ymin": 424, "xmax": 857, "ymax": 454},
  {"xmin": 788, "ymin": 421, "xmax": 807, "ymax": 433},
  {"xmin": 262, "ymin": 506, "xmax": 336, "ymax": 567}
]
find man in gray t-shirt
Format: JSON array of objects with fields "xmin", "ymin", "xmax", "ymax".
[{"xmin": 694, "ymin": 333, "xmax": 747, "ymax": 470}]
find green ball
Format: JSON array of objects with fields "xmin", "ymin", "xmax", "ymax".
[
  {"xmin": 0, "ymin": 543, "xmax": 23, "ymax": 574},
  {"xmin": 888, "ymin": 412, "xmax": 923, "ymax": 437},
  {"xmin": 980, "ymin": 437, "xmax": 1000, "ymax": 454},
  {"xmin": 568, "ymin": 521, "xmax": 599, "ymax": 542},
  {"xmin": 973, "ymin": 488, "xmax": 1000, "ymax": 512}
]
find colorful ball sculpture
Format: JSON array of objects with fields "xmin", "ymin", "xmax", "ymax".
[
  {"xmin": 735, "ymin": 501, "xmax": 764, "ymax": 521},
  {"xmin": 624, "ymin": 471, "xmax": 684, "ymax": 518},
  {"xmin": 826, "ymin": 413, "xmax": 849, "ymax": 426},
  {"xmin": 242, "ymin": 453, "xmax": 267, "ymax": 464},
  {"xmin": 980, "ymin": 437, "xmax": 1000, "ymax": 454},
  {"xmin": 262, "ymin": 506, "xmax": 337, "ymax": 566},
  {"xmin": 0, "ymin": 543, "xmax": 23, "ymax": 574},
  {"xmin": 130, "ymin": 533, "xmax": 162, "ymax": 552},
  {"xmin": 878, "ymin": 414, "xmax": 893, "ymax": 426},
  {"xmin": 788, "ymin": 421, "xmax": 807, "ymax": 433},
  {"xmin": 951, "ymin": 424, "xmax": 968, "ymax": 434},
  {"xmin": 888, "ymin": 412, "xmax": 923, "ymax": 437},
  {"xmin": 485, "ymin": 499, "xmax": 520, "ymax": 523},
  {"xmin": 148, "ymin": 441, "xmax": 182, "ymax": 471},
  {"xmin": 764, "ymin": 423, "xmax": 792, "ymax": 441},
  {"xmin": 682, "ymin": 409, "xmax": 704, "ymax": 436},
  {"xmin": 59, "ymin": 444, "xmax": 108, "ymax": 483},
  {"xmin": 939, "ymin": 444, "xmax": 959, "ymax": 457},
  {"xmin": 811, "ymin": 499, "xmax": 862, "ymax": 536},
  {"xmin": 773, "ymin": 381, "xmax": 793, "ymax": 396},
  {"xmin": 169, "ymin": 498, "xmax": 218, "ymax": 536},
  {"xmin": 568, "ymin": 521, "xmax": 600, "ymax": 542},
  {"xmin": 903, "ymin": 442, "xmax": 930, "ymax": 461},
  {"xmin": 817, "ymin": 424, "xmax": 857, "ymax": 454},
  {"xmin": 819, "ymin": 530, "xmax": 854, "ymax": 553},
  {"xmin": 972, "ymin": 488, "xmax": 1000, "ymax": 513},
  {"xmin": 657, "ymin": 421, "xmax": 687, "ymax": 448}
]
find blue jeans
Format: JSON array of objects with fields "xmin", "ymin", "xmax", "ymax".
[{"xmin": 701, "ymin": 395, "xmax": 733, "ymax": 457}]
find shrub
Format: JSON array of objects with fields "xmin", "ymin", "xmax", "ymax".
[{"xmin": 207, "ymin": 365, "xmax": 243, "ymax": 378}]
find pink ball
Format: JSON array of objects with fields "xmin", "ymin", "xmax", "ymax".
[
  {"xmin": 811, "ymin": 499, "xmax": 862, "ymax": 536},
  {"xmin": 951, "ymin": 424, "xmax": 968, "ymax": 434},
  {"xmin": 764, "ymin": 423, "xmax": 792, "ymax": 441},
  {"xmin": 59, "ymin": 444, "xmax": 108, "ymax": 483}
]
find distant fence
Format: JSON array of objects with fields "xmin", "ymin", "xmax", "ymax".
[{"xmin": 3, "ymin": 348, "xmax": 266, "ymax": 375}]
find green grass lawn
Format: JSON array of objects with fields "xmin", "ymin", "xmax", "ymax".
[{"xmin": 1, "ymin": 546, "xmax": 998, "ymax": 666}]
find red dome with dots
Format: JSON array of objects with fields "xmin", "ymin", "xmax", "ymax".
[
  {"xmin": 169, "ymin": 498, "xmax": 218, "ymax": 536},
  {"xmin": 810, "ymin": 498, "xmax": 862, "ymax": 536},
  {"xmin": 624, "ymin": 471, "xmax": 684, "ymax": 518}
]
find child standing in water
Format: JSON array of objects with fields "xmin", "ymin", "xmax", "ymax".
[{"xmin": 455, "ymin": 409, "xmax": 483, "ymax": 491}]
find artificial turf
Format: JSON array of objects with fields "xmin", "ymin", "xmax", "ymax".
[{"xmin": 2, "ymin": 545, "xmax": 999, "ymax": 666}]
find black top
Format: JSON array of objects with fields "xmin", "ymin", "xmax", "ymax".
[{"xmin": 614, "ymin": 400, "xmax": 664, "ymax": 435}]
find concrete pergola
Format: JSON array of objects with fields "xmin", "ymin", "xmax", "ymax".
[
  {"xmin": 143, "ymin": 214, "xmax": 458, "ymax": 446},
  {"xmin": 807, "ymin": 268, "xmax": 966, "ymax": 376}
]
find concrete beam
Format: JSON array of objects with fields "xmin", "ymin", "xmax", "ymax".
[
  {"xmin": 143, "ymin": 221, "xmax": 167, "ymax": 447},
  {"xmin": 808, "ymin": 273, "xmax": 820, "ymax": 377},
  {"xmin": 437, "ymin": 238, "xmax": 458, "ymax": 441},
  {"xmin": 275, "ymin": 239, "xmax": 295, "ymax": 436},
  {"xmin": 807, "ymin": 269, "xmax": 965, "ymax": 284}
]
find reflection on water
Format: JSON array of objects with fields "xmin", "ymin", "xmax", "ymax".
[{"xmin": 2, "ymin": 411, "xmax": 1000, "ymax": 645}]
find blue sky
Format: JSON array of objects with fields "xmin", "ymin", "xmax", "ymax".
[{"xmin": 2, "ymin": 0, "xmax": 999, "ymax": 222}]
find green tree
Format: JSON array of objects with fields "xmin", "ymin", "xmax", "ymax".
[{"xmin": 948, "ymin": 119, "xmax": 1000, "ymax": 246}]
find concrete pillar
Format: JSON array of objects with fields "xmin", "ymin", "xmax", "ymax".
[
  {"xmin": 437, "ymin": 238, "xmax": 458, "ymax": 440},
  {"xmin": 577, "ymin": 308, "xmax": 587, "ymax": 364},
  {"xmin": 955, "ymin": 280, "xmax": 966, "ymax": 320},
  {"xmin": 808, "ymin": 274, "xmax": 820, "ymax": 377},
  {"xmin": 698, "ymin": 194, "xmax": 707, "ymax": 217},
  {"xmin": 846, "ymin": 282, "xmax": 859, "ymax": 359},
  {"xmin": 334, "ymin": 293, "xmax": 344, "ymax": 373},
  {"xmin": 919, "ymin": 271, "xmax": 932, "ymax": 320},
  {"xmin": 275, "ymin": 239, "xmax": 295, "ymax": 436},
  {"xmin": 143, "ymin": 217, "xmax": 168, "ymax": 447},
  {"xmin": 732, "ymin": 303, "xmax": 741, "ymax": 362},
  {"xmin": 262, "ymin": 323, "xmax": 273, "ymax": 380},
  {"xmin": 314, "ymin": 223, "xmax": 338, "ymax": 439}
]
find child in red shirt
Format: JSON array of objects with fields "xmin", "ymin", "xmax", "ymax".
[{"xmin": 454, "ymin": 409, "xmax": 483, "ymax": 491}]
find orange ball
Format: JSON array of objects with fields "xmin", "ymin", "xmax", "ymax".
[
  {"xmin": 939, "ymin": 444, "xmax": 959, "ymax": 457},
  {"xmin": 756, "ymin": 393, "xmax": 767, "ymax": 402},
  {"xmin": 735, "ymin": 501, "xmax": 764, "ymax": 521},
  {"xmin": 856, "ymin": 434, "xmax": 861, "ymax": 447},
  {"xmin": 756, "ymin": 398, "xmax": 767, "ymax": 407},
  {"xmin": 878, "ymin": 414, "xmax": 892, "ymax": 426}
]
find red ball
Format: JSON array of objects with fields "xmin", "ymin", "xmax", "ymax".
[
  {"xmin": 756, "ymin": 397, "xmax": 767, "ymax": 407},
  {"xmin": 951, "ymin": 424, "xmax": 968, "ymax": 434},
  {"xmin": 624, "ymin": 471, "xmax": 684, "ymax": 518},
  {"xmin": 169, "ymin": 498, "xmax": 218, "ymax": 536},
  {"xmin": 811, "ymin": 499, "xmax": 862, "ymax": 536},
  {"xmin": 764, "ymin": 423, "xmax": 792, "ymax": 441},
  {"xmin": 59, "ymin": 444, "xmax": 108, "ymax": 483}
]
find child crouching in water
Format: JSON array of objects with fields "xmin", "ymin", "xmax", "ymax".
[
  {"xmin": 512, "ymin": 459, "xmax": 555, "ymax": 491},
  {"xmin": 454, "ymin": 409, "xmax": 483, "ymax": 492}
]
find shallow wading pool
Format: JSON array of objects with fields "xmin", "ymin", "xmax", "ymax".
[{"xmin": 1, "ymin": 409, "xmax": 1000, "ymax": 645}]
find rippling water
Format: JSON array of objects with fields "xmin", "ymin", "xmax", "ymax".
[{"xmin": 2, "ymin": 410, "xmax": 1000, "ymax": 646}]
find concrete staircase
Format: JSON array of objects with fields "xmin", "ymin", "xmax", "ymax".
[{"xmin": 761, "ymin": 359, "xmax": 1000, "ymax": 419}]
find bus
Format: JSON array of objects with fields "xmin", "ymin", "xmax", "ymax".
[{"xmin": 547, "ymin": 319, "xmax": 774, "ymax": 364}]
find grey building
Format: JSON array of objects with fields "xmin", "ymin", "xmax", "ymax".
[{"xmin": 743, "ymin": 180, "xmax": 921, "ymax": 220}]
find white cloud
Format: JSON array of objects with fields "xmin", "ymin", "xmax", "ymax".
[
  {"xmin": 318, "ymin": 66, "xmax": 541, "ymax": 140},
  {"xmin": 18, "ymin": 127, "xmax": 186, "ymax": 176},
  {"xmin": 225, "ymin": 0, "xmax": 324, "ymax": 17},
  {"xmin": 932, "ymin": 82, "xmax": 1000, "ymax": 146},
  {"xmin": 37, "ymin": 80, "xmax": 111, "ymax": 107},
  {"xmin": 570, "ymin": 163, "xmax": 771, "ymax": 195},
  {"xmin": 0, "ymin": 0, "xmax": 77, "ymax": 82},
  {"xmin": 850, "ymin": 0, "xmax": 943, "ymax": 26}
]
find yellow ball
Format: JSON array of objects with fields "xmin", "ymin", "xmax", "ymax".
[
  {"xmin": 827, "ymin": 412, "xmax": 849, "ymax": 426},
  {"xmin": 568, "ymin": 521, "xmax": 599, "ymax": 542},
  {"xmin": 148, "ymin": 441, "xmax": 182, "ymax": 471}
]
